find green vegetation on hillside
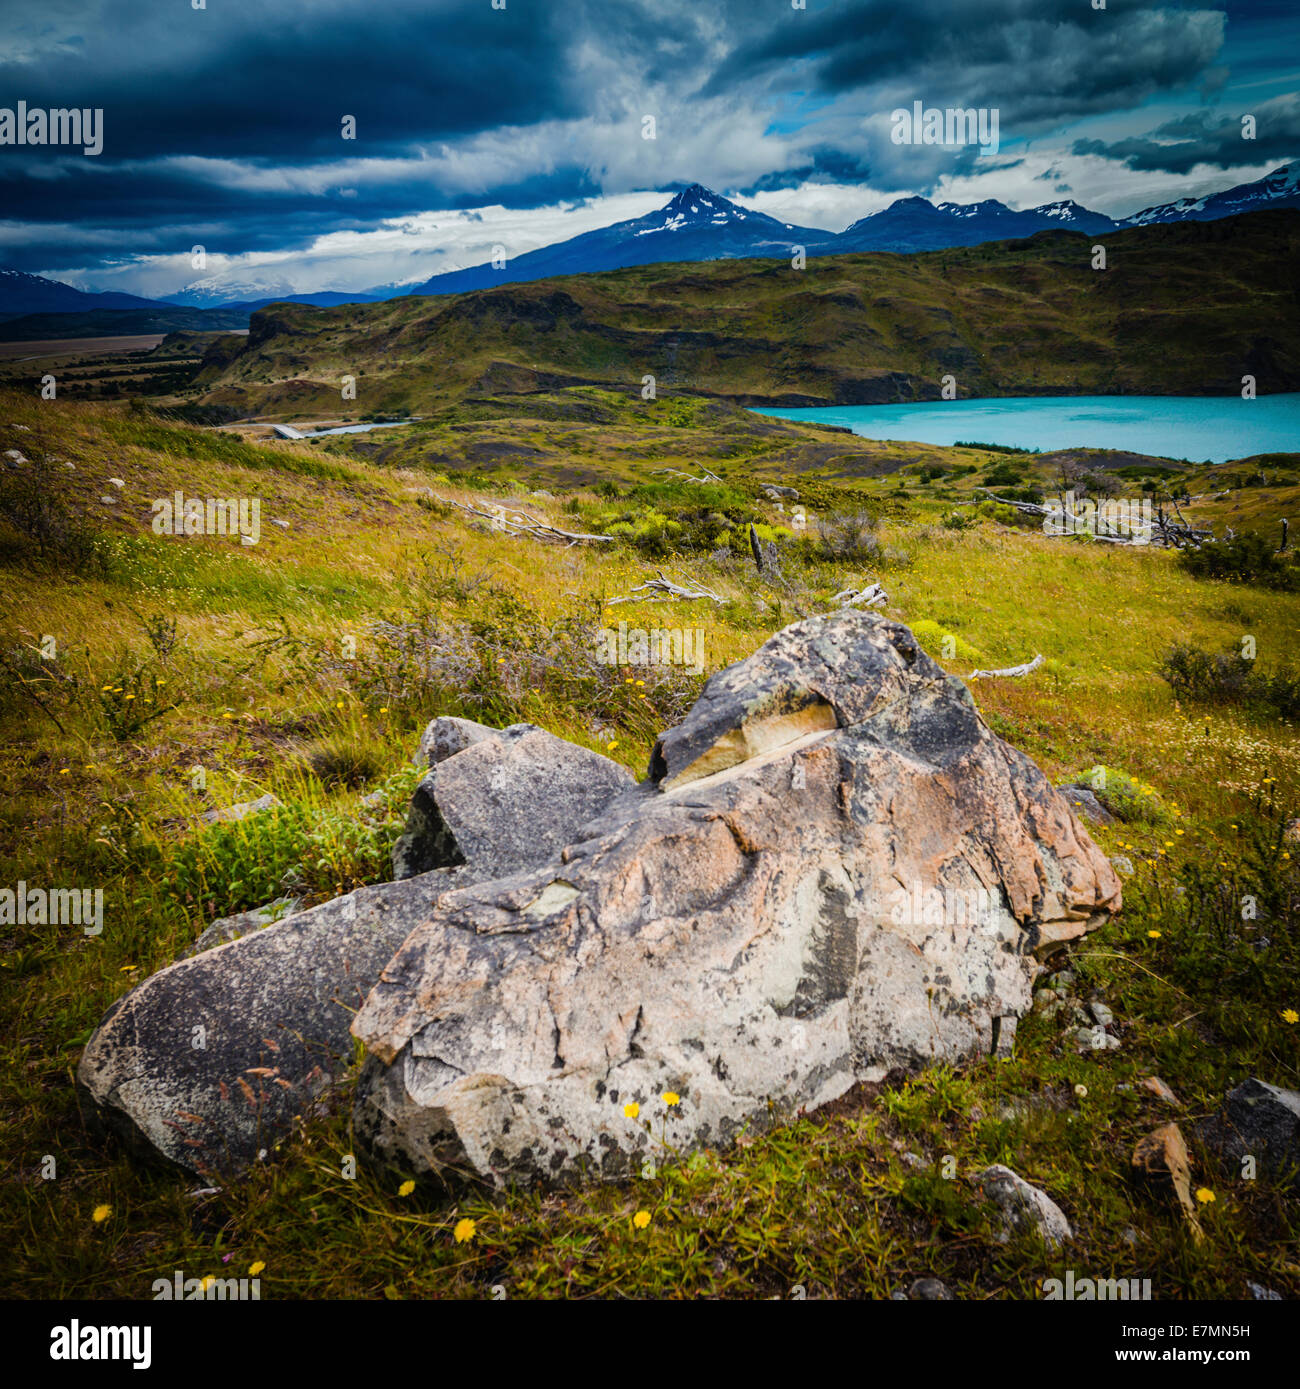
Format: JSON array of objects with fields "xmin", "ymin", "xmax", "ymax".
[{"xmin": 1, "ymin": 388, "xmax": 1297, "ymax": 1299}]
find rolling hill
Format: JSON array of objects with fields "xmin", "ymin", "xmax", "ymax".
[{"xmin": 193, "ymin": 209, "xmax": 1300, "ymax": 419}]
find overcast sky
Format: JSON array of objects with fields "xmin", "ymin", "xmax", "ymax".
[{"xmin": 2, "ymin": 0, "xmax": 1296, "ymax": 297}]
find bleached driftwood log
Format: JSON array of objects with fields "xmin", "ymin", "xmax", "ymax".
[
  {"xmin": 969, "ymin": 654, "xmax": 1045, "ymax": 679},
  {"xmin": 651, "ymin": 467, "xmax": 724, "ymax": 485},
  {"xmin": 832, "ymin": 583, "xmax": 888, "ymax": 609},
  {"xmin": 434, "ymin": 495, "xmax": 615, "ymax": 547},
  {"xmin": 606, "ymin": 571, "xmax": 726, "ymax": 605}
]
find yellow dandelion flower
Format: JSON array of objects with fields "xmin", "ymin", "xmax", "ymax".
[
  {"xmin": 397, "ymin": 1180, "xmax": 415, "ymax": 1197},
  {"xmin": 633, "ymin": 1210, "xmax": 651, "ymax": 1229},
  {"xmin": 248, "ymin": 1261, "xmax": 265, "ymax": 1277},
  {"xmin": 91, "ymin": 1204, "xmax": 111, "ymax": 1223},
  {"xmin": 663, "ymin": 1091, "xmax": 680, "ymax": 1106},
  {"xmin": 1195, "ymin": 1188, "xmax": 1216, "ymax": 1205},
  {"xmin": 1282, "ymin": 1009, "xmax": 1299, "ymax": 1025},
  {"xmin": 1148, "ymin": 930, "xmax": 1162, "ymax": 939},
  {"xmin": 380, "ymin": 706, "xmax": 389, "ymax": 713},
  {"xmin": 623, "ymin": 1102, "xmax": 640, "ymax": 1119},
  {"xmin": 453, "ymin": 1218, "xmax": 477, "ymax": 1244}
]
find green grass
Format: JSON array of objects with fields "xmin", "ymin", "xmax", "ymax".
[{"xmin": 1, "ymin": 390, "xmax": 1298, "ymax": 1300}]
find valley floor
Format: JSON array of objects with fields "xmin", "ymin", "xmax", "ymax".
[{"xmin": 1, "ymin": 389, "xmax": 1296, "ymax": 1299}]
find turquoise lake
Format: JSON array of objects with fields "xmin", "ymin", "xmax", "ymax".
[{"xmin": 753, "ymin": 394, "xmax": 1300, "ymax": 465}]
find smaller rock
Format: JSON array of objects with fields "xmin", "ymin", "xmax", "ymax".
[
  {"xmin": 3, "ymin": 449, "xmax": 27, "ymax": 464},
  {"xmin": 1048, "ymin": 969, "xmax": 1076, "ymax": 989},
  {"xmin": 1121, "ymin": 1226, "xmax": 1138, "ymax": 1245},
  {"xmin": 200, "ymin": 792, "xmax": 281, "ymax": 826},
  {"xmin": 13, "ymin": 423, "xmax": 30, "ymax": 431},
  {"xmin": 1247, "ymin": 1281, "xmax": 1282, "ymax": 1301},
  {"xmin": 183, "ymin": 897, "xmax": 303, "ymax": 957},
  {"xmin": 1140, "ymin": 1075, "xmax": 1180, "ymax": 1106},
  {"xmin": 1056, "ymin": 785, "xmax": 1116, "ymax": 825},
  {"xmin": 762, "ymin": 484, "xmax": 800, "ymax": 500},
  {"xmin": 108, "ymin": 477, "xmax": 125, "ymax": 488},
  {"xmin": 908, "ymin": 1277, "xmax": 954, "ymax": 1301},
  {"xmin": 1109, "ymin": 855, "xmax": 1135, "ymax": 876},
  {"xmin": 1132, "ymin": 1122, "xmax": 1203, "ymax": 1242},
  {"xmin": 1075, "ymin": 1025, "xmax": 1120, "ymax": 1051},
  {"xmin": 100, "ymin": 495, "xmax": 116, "ymax": 505},
  {"xmin": 530, "ymin": 489, "xmax": 554, "ymax": 499},
  {"xmin": 972, "ymin": 1164, "xmax": 1072, "ymax": 1249},
  {"xmin": 1088, "ymin": 1001, "xmax": 1115, "ymax": 1027},
  {"xmin": 1033, "ymin": 988, "xmax": 1058, "ymax": 1009},
  {"xmin": 415, "ymin": 714, "xmax": 502, "ymax": 769},
  {"xmin": 901, "ymin": 1151, "xmax": 927, "ymax": 1170},
  {"xmin": 1196, "ymin": 1078, "xmax": 1300, "ymax": 1187},
  {"xmin": 271, "ymin": 518, "xmax": 290, "ymax": 529}
]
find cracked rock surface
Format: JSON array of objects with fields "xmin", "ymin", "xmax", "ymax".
[{"xmin": 351, "ymin": 611, "xmax": 1120, "ymax": 1186}]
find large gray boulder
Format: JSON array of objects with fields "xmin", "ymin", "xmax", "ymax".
[
  {"xmin": 352, "ymin": 610, "xmax": 1120, "ymax": 1187},
  {"xmin": 76, "ymin": 867, "xmax": 472, "ymax": 1174},
  {"xmin": 391, "ymin": 720, "xmax": 635, "ymax": 881}
]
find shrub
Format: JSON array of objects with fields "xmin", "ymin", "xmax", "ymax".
[
  {"xmin": 815, "ymin": 510, "xmax": 881, "ymax": 562},
  {"xmin": 1159, "ymin": 641, "xmax": 1300, "ymax": 720},
  {"xmin": 1178, "ymin": 533, "xmax": 1297, "ymax": 591},
  {"xmin": 911, "ymin": 618, "xmax": 981, "ymax": 663}
]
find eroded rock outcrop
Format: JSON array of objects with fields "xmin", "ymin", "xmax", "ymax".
[{"xmin": 351, "ymin": 611, "xmax": 1120, "ymax": 1187}]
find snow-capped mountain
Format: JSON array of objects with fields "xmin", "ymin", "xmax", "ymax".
[
  {"xmin": 1119, "ymin": 163, "xmax": 1300, "ymax": 227},
  {"xmin": 164, "ymin": 276, "xmax": 385, "ymax": 311},
  {"xmin": 400, "ymin": 184, "xmax": 826, "ymax": 297},
  {"xmin": 837, "ymin": 194, "xmax": 1117, "ymax": 252},
  {"xmin": 0, "ymin": 268, "xmax": 158, "ymax": 320}
]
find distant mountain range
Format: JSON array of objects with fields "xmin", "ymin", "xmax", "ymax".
[{"xmin": 3, "ymin": 164, "xmax": 1296, "ymax": 336}]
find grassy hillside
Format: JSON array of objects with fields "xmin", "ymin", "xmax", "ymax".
[
  {"xmin": 190, "ymin": 211, "xmax": 1300, "ymax": 419},
  {"xmin": 1, "ymin": 389, "xmax": 1297, "ymax": 1299}
]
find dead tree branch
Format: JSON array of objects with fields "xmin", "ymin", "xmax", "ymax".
[
  {"xmin": 433, "ymin": 494, "xmax": 615, "ymax": 547},
  {"xmin": 606, "ymin": 571, "xmax": 727, "ymax": 605},
  {"xmin": 969, "ymin": 653, "xmax": 1045, "ymax": 679}
]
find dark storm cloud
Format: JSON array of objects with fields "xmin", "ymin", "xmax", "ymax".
[
  {"xmin": 702, "ymin": 0, "xmax": 1226, "ymax": 129},
  {"xmin": 0, "ymin": 0, "xmax": 1289, "ymax": 289},
  {"xmin": 1072, "ymin": 92, "xmax": 1300, "ymax": 172},
  {"xmin": 1, "ymin": 0, "xmax": 579, "ymax": 161}
]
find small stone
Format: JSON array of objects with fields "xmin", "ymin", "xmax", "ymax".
[
  {"xmin": 1140, "ymin": 1075, "xmax": 1180, "ymax": 1106},
  {"xmin": 973, "ymin": 1164, "xmax": 1072, "ymax": 1249},
  {"xmin": 901, "ymin": 1151, "xmax": 927, "ymax": 1170},
  {"xmin": 108, "ymin": 477, "xmax": 125, "ymax": 487},
  {"xmin": 271, "ymin": 518, "xmax": 290, "ymax": 529},
  {"xmin": 1247, "ymin": 1281, "xmax": 1282, "ymax": 1301},
  {"xmin": 1110, "ymin": 855, "xmax": 1134, "ymax": 876},
  {"xmin": 1049, "ymin": 969, "xmax": 1076, "ymax": 989},
  {"xmin": 908, "ymin": 1277, "xmax": 954, "ymax": 1301},
  {"xmin": 1089, "ymin": 1001, "xmax": 1115, "ymax": 1027},
  {"xmin": 200, "ymin": 792, "xmax": 281, "ymax": 826},
  {"xmin": 99, "ymin": 495, "xmax": 116, "ymax": 505}
]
